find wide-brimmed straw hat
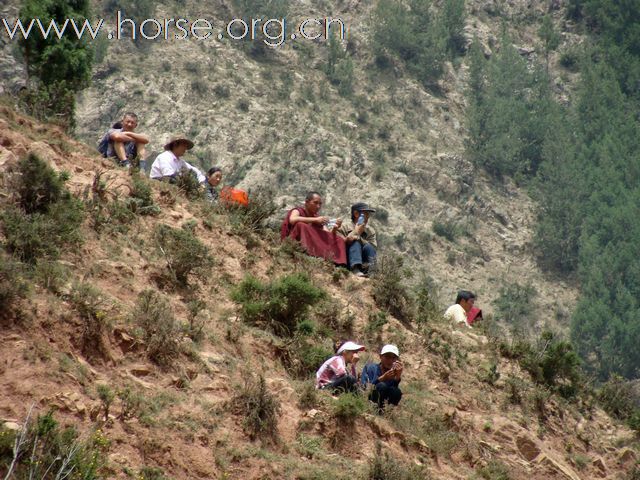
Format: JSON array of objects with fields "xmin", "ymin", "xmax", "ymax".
[{"xmin": 164, "ymin": 134, "xmax": 194, "ymax": 151}]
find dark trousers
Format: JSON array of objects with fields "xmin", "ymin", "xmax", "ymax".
[
  {"xmin": 369, "ymin": 382, "xmax": 402, "ymax": 409},
  {"xmin": 347, "ymin": 241, "xmax": 376, "ymax": 270},
  {"xmin": 326, "ymin": 375, "xmax": 358, "ymax": 394}
]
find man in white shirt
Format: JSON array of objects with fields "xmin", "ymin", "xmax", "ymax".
[
  {"xmin": 443, "ymin": 290, "xmax": 476, "ymax": 328},
  {"xmin": 149, "ymin": 134, "xmax": 205, "ymax": 184}
]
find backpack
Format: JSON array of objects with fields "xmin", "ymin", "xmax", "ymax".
[
  {"xmin": 97, "ymin": 122, "xmax": 122, "ymax": 157},
  {"xmin": 97, "ymin": 132, "xmax": 110, "ymax": 157},
  {"xmin": 220, "ymin": 186, "xmax": 249, "ymax": 207}
]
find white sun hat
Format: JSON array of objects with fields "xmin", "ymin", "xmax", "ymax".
[
  {"xmin": 380, "ymin": 344, "xmax": 400, "ymax": 357},
  {"xmin": 337, "ymin": 341, "xmax": 365, "ymax": 354}
]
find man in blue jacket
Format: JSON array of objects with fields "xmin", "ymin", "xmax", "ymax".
[{"xmin": 361, "ymin": 344, "xmax": 403, "ymax": 411}]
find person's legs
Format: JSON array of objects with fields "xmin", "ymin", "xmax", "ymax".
[
  {"xmin": 329, "ymin": 375, "xmax": 358, "ymax": 394},
  {"xmin": 134, "ymin": 143, "xmax": 147, "ymax": 171},
  {"xmin": 361, "ymin": 243, "xmax": 377, "ymax": 273},
  {"xmin": 113, "ymin": 141, "xmax": 128, "ymax": 165},
  {"xmin": 347, "ymin": 241, "xmax": 363, "ymax": 269},
  {"xmin": 387, "ymin": 386, "xmax": 402, "ymax": 406},
  {"xmin": 369, "ymin": 383, "xmax": 402, "ymax": 410}
]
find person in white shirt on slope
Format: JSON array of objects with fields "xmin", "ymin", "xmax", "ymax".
[{"xmin": 149, "ymin": 134, "xmax": 205, "ymax": 184}]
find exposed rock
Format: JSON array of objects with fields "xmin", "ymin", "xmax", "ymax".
[
  {"xmin": 592, "ymin": 457, "xmax": 606, "ymax": 477},
  {"xmin": 618, "ymin": 447, "xmax": 636, "ymax": 466},
  {"xmin": 1, "ymin": 421, "xmax": 21, "ymax": 431},
  {"xmin": 516, "ymin": 435, "xmax": 541, "ymax": 461},
  {"xmin": 28, "ymin": 141, "xmax": 59, "ymax": 169},
  {"xmin": 536, "ymin": 453, "xmax": 581, "ymax": 480},
  {"xmin": 129, "ymin": 365, "xmax": 152, "ymax": 377}
]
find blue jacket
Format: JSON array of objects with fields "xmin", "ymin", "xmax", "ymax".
[{"xmin": 360, "ymin": 362, "xmax": 401, "ymax": 388}]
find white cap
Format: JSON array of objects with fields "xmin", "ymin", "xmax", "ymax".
[
  {"xmin": 380, "ymin": 344, "xmax": 400, "ymax": 357},
  {"xmin": 337, "ymin": 341, "xmax": 365, "ymax": 354}
]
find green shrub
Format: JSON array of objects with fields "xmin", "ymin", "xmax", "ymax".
[
  {"xmin": 231, "ymin": 273, "xmax": 326, "ymax": 336},
  {"xmin": 597, "ymin": 375, "xmax": 637, "ymax": 420},
  {"xmin": 33, "ymin": 259, "xmax": 69, "ymax": 294},
  {"xmin": 174, "ymin": 169, "xmax": 203, "ymax": 200},
  {"xmin": 477, "ymin": 460, "xmax": 512, "ymax": 480},
  {"xmin": 69, "ymin": 282, "xmax": 109, "ymax": 359},
  {"xmin": 283, "ymin": 340, "xmax": 333, "ymax": 379},
  {"xmin": 432, "ymin": 220, "xmax": 462, "ymax": 242},
  {"xmin": 1, "ymin": 155, "xmax": 83, "ymax": 263},
  {"xmin": 139, "ymin": 467, "xmax": 169, "ymax": 480},
  {"xmin": 131, "ymin": 290, "xmax": 181, "ymax": 367},
  {"xmin": 365, "ymin": 311, "xmax": 388, "ymax": 343},
  {"xmin": 226, "ymin": 187, "xmax": 277, "ymax": 234},
  {"xmin": 415, "ymin": 279, "xmax": 440, "ymax": 326},
  {"xmin": 298, "ymin": 382, "xmax": 318, "ymax": 409},
  {"xmin": 154, "ymin": 224, "xmax": 213, "ymax": 287},
  {"xmin": 0, "ymin": 411, "xmax": 104, "ymax": 479},
  {"xmin": 233, "ymin": 375, "xmax": 281, "ymax": 443},
  {"xmin": 502, "ymin": 331, "xmax": 581, "ymax": 398},
  {"xmin": 371, "ymin": 0, "xmax": 456, "ymax": 88},
  {"xmin": 371, "ymin": 255, "xmax": 413, "ymax": 323},
  {"xmin": 332, "ymin": 393, "xmax": 366, "ymax": 424},
  {"xmin": 494, "ymin": 282, "xmax": 537, "ymax": 332},
  {"xmin": 13, "ymin": 154, "xmax": 66, "ymax": 214},
  {"xmin": 117, "ymin": 385, "xmax": 144, "ymax": 420},
  {"xmin": 0, "ymin": 254, "xmax": 29, "ymax": 321},
  {"xmin": 96, "ymin": 384, "xmax": 115, "ymax": 421},
  {"xmin": 1, "ymin": 203, "xmax": 82, "ymax": 263},
  {"xmin": 129, "ymin": 177, "xmax": 160, "ymax": 215},
  {"xmin": 365, "ymin": 442, "xmax": 426, "ymax": 480}
]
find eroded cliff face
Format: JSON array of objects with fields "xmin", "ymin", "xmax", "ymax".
[{"xmin": 1, "ymin": 0, "xmax": 578, "ymax": 328}]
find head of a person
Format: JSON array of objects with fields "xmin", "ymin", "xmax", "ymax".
[
  {"xmin": 121, "ymin": 112, "xmax": 138, "ymax": 132},
  {"xmin": 350, "ymin": 202, "xmax": 376, "ymax": 224},
  {"xmin": 379, "ymin": 344, "xmax": 399, "ymax": 370},
  {"xmin": 304, "ymin": 191, "xmax": 323, "ymax": 215},
  {"xmin": 336, "ymin": 341, "xmax": 365, "ymax": 363},
  {"xmin": 456, "ymin": 290, "xmax": 476, "ymax": 313},
  {"xmin": 207, "ymin": 166, "xmax": 222, "ymax": 187},
  {"xmin": 165, "ymin": 135, "xmax": 194, "ymax": 157}
]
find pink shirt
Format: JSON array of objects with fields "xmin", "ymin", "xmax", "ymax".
[{"xmin": 316, "ymin": 355, "xmax": 356, "ymax": 388}]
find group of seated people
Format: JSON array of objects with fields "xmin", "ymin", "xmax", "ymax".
[
  {"xmin": 101, "ymin": 114, "xmax": 484, "ymax": 321},
  {"xmin": 100, "ymin": 113, "xmax": 225, "ymax": 202},
  {"xmin": 316, "ymin": 292, "xmax": 482, "ymax": 411},
  {"xmin": 317, "ymin": 341, "xmax": 403, "ymax": 411},
  {"xmin": 281, "ymin": 192, "xmax": 377, "ymax": 277}
]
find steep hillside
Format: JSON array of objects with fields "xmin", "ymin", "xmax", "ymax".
[
  {"xmin": 0, "ymin": 0, "xmax": 585, "ymax": 330},
  {"xmin": 66, "ymin": 0, "xmax": 580, "ymax": 328},
  {"xmin": 0, "ymin": 104, "xmax": 638, "ymax": 479}
]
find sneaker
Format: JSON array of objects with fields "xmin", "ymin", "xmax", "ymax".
[{"xmin": 351, "ymin": 266, "xmax": 368, "ymax": 278}]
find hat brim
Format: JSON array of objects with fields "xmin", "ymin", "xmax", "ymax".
[
  {"xmin": 164, "ymin": 139, "xmax": 194, "ymax": 151},
  {"xmin": 337, "ymin": 343, "xmax": 366, "ymax": 354}
]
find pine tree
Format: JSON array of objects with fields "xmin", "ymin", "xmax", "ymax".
[{"xmin": 19, "ymin": 0, "xmax": 94, "ymax": 130}]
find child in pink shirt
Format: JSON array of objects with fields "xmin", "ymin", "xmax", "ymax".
[{"xmin": 316, "ymin": 341, "xmax": 365, "ymax": 393}]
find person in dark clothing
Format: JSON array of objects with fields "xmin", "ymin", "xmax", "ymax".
[
  {"xmin": 361, "ymin": 344, "xmax": 403, "ymax": 411},
  {"xmin": 337, "ymin": 202, "xmax": 377, "ymax": 277}
]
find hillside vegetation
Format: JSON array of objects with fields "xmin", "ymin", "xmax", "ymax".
[
  {"xmin": 0, "ymin": 102, "xmax": 638, "ymax": 479},
  {"xmin": 1, "ymin": 0, "xmax": 640, "ymax": 477}
]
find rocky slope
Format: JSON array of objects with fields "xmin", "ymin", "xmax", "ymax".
[
  {"xmin": 0, "ymin": 103, "xmax": 638, "ymax": 479},
  {"xmin": 0, "ymin": 0, "xmax": 582, "ymax": 329}
]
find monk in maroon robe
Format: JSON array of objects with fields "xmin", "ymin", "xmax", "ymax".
[{"xmin": 281, "ymin": 191, "xmax": 348, "ymax": 266}]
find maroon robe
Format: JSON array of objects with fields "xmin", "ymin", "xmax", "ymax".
[{"xmin": 281, "ymin": 207, "xmax": 347, "ymax": 265}]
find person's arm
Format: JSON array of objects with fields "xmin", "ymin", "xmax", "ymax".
[
  {"xmin": 367, "ymin": 228, "xmax": 377, "ymax": 249},
  {"xmin": 123, "ymin": 131, "xmax": 150, "ymax": 144},
  {"xmin": 109, "ymin": 131, "xmax": 137, "ymax": 143},
  {"xmin": 184, "ymin": 162, "xmax": 206, "ymax": 183},
  {"xmin": 289, "ymin": 209, "xmax": 328, "ymax": 226}
]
